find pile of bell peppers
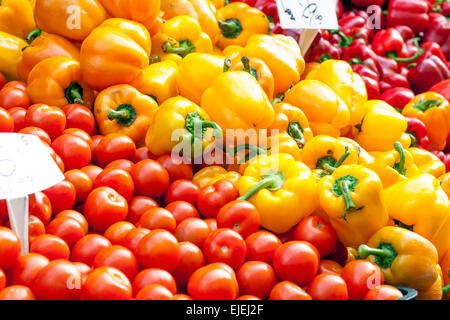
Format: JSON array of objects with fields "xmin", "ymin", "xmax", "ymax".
[{"xmin": 0, "ymin": 0, "xmax": 448, "ymax": 301}]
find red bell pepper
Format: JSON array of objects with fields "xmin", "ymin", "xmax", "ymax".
[
  {"xmin": 379, "ymin": 73, "xmax": 410, "ymax": 93},
  {"xmin": 387, "ymin": 0, "xmax": 431, "ymax": 34},
  {"xmin": 423, "ymin": 13, "xmax": 450, "ymax": 61},
  {"xmin": 350, "ymin": 0, "xmax": 384, "ymax": 8},
  {"xmin": 305, "ymin": 38, "xmax": 341, "ymax": 63},
  {"xmin": 376, "ymin": 55, "xmax": 399, "ymax": 76},
  {"xmin": 431, "ymin": 150, "xmax": 450, "ymax": 171},
  {"xmin": 351, "ymin": 64, "xmax": 380, "ymax": 100},
  {"xmin": 328, "ymin": 28, "xmax": 354, "ymax": 48},
  {"xmin": 372, "ymin": 28, "xmax": 409, "ymax": 59},
  {"xmin": 392, "ymin": 25, "xmax": 415, "ymax": 41},
  {"xmin": 341, "ymin": 43, "xmax": 383, "ymax": 78},
  {"xmin": 430, "ymin": 79, "xmax": 450, "ymax": 101},
  {"xmin": 405, "ymin": 117, "xmax": 430, "ymax": 149},
  {"xmin": 380, "ymin": 87, "xmax": 415, "ymax": 110},
  {"xmin": 407, "ymin": 42, "xmax": 450, "ymax": 93}
]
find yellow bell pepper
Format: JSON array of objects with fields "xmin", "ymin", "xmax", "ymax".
[
  {"xmin": 216, "ymin": 2, "xmax": 269, "ymax": 50},
  {"xmin": 416, "ymin": 265, "xmax": 443, "ymax": 300},
  {"xmin": 26, "ymin": 57, "xmax": 95, "ymax": 108},
  {"xmin": 402, "ymin": 92, "xmax": 450, "ymax": 151},
  {"xmin": 176, "ymin": 53, "xmax": 225, "ymax": 105},
  {"xmin": 80, "ymin": 18, "xmax": 151, "ymax": 91},
  {"xmin": 151, "ymin": 16, "xmax": 213, "ymax": 58},
  {"xmin": 201, "ymin": 61, "xmax": 274, "ymax": 131},
  {"xmin": 318, "ymin": 164, "xmax": 389, "ymax": 247},
  {"xmin": 354, "ymin": 100, "xmax": 408, "ymax": 152},
  {"xmin": 0, "ymin": 31, "xmax": 27, "ymax": 80},
  {"xmin": 338, "ymin": 137, "xmax": 374, "ymax": 167},
  {"xmin": 34, "ymin": 0, "xmax": 107, "ymax": 41},
  {"xmin": 160, "ymin": 0, "xmax": 220, "ymax": 43},
  {"xmin": 130, "ymin": 60, "xmax": 179, "ymax": 105},
  {"xmin": 265, "ymin": 132, "xmax": 302, "ymax": 161},
  {"xmin": 222, "ymin": 44, "xmax": 243, "ymax": 62},
  {"xmin": 211, "ymin": 0, "xmax": 227, "ymax": 10},
  {"xmin": 301, "ymin": 62, "xmax": 319, "ymax": 80},
  {"xmin": 408, "ymin": 147, "xmax": 446, "ymax": 178},
  {"xmin": 440, "ymin": 248, "xmax": 450, "ymax": 299},
  {"xmin": 192, "ymin": 165, "xmax": 241, "ymax": 189},
  {"xmin": 94, "ymin": 84, "xmax": 158, "ymax": 144},
  {"xmin": 306, "ymin": 59, "xmax": 368, "ymax": 127},
  {"xmin": 283, "ymin": 80, "xmax": 350, "ymax": 137},
  {"xmin": 145, "ymin": 96, "xmax": 222, "ymax": 158},
  {"xmin": 368, "ymin": 142, "xmax": 421, "ymax": 189},
  {"xmin": 358, "ymin": 226, "xmax": 439, "ymax": 295},
  {"xmin": 240, "ymin": 34, "xmax": 305, "ymax": 95},
  {"xmin": 238, "ymin": 153, "xmax": 318, "ymax": 234},
  {"xmin": 439, "ymin": 172, "xmax": 450, "ymax": 199},
  {"xmin": 0, "ymin": 0, "xmax": 36, "ymax": 39},
  {"xmin": 383, "ymin": 173, "xmax": 450, "ymax": 260}
]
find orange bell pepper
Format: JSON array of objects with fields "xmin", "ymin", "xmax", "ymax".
[{"xmin": 0, "ymin": 0, "xmax": 36, "ymax": 39}]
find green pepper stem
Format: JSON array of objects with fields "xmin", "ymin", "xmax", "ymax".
[
  {"xmin": 223, "ymin": 58, "xmax": 232, "ymax": 72},
  {"xmin": 149, "ymin": 54, "xmax": 161, "ymax": 64},
  {"xmin": 358, "ymin": 244, "xmax": 393, "ymax": 259},
  {"xmin": 230, "ymin": 144, "xmax": 269, "ymax": 164},
  {"xmin": 237, "ymin": 171, "xmax": 286, "ymax": 201},
  {"xmin": 218, "ymin": 19, "xmax": 243, "ymax": 39},
  {"xmin": 393, "ymin": 141, "xmax": 407, "ymax": 177},
  {"xmin": 162, "ymin": 40, "xmax": 194, "ymax": 58},
  {"xmin": 108, "ymin": 109, "xmax": 129, "ymax": 120},
  {"xmin": 334, "ymin": 146, "xmax": 351, "ymax": 168},
  {"xmin": 389, "ymin": 48, "xmax": 425, "ymax": 63},
  {"xmin": 26, "ymin": 28, "xmax": 42, "ymax": 44},
  {"xmin": 195, "ymin": 119, "xmax": 222, "ymax": 139},
  {"xmin": 107, "ymin": 104, "xmax": 136, "ymax": 126},
  {"xmin": 287, "ymin": 121, "xmax": 306, "ymax": 148},
  {"xmin": 64, "ymin": 82, "xmax": 84, "ymax": 105},
  {"xmin": 413, "ymin": 99, "xmax": 442, "ymax": 112},
  {"xmin": 272, "ymin": 93, "xmax": 285, "ymax": 105},
  {"xmin": 443, "ymin": 284, "xmax": 450, "ymax": 297},
  {"xmin": 328, "ymin": 29, "xmax": 353, "ymax": 48},
  {"xmin": 241, "ymin": 56, "xmax": 251, "ymax": 74},
  {"xmin": 340, "ymin": 180, "xmax": 356, "ymax": 220}
]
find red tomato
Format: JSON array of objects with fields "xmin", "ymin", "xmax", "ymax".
[
  {"xmin": 307, "ymin": 273, "xmax": 349, "ymax": 300},
  {"xmin": 84, "ymin": 187, "xmax": 128, "ymax": 232},
  {"xmin": 28, "ymin": 215, "xmax": 46, "ymax": 242},
  {"xmin": 121, "ymin": 228, "xmax": 150, "ymax": 253},
  {"xmin": 32, "ymin": 260, "xmax": 82, "ymax": 300},
  {"xmin": 94, "ymin": 133, "xmax": 136, "ymax": 167},
  {"xmin": 64, "ymin": 169, "xmax": 93, "ymax": 204},
  {"xmin": 104, "ymin": 221, "xmax": 135, "ymax": 245},
  {"xmin": 0, "ymin": 285, "xmax": 35, "ymax": 300},
  {"xmin": 93, "ymin": 167, "xmax": 134, "ymax": 202},
  {"xmin": 135, "ymin": 229, "xmax": 181, "ymax": 272},
  {"xmin": 3, "ymin": 81, "xmax": 27, "ymax": 91},
  {"xmin": 203, "ymin": 228, "xmax": 247, "ymax": 270},
  {"xmin": 0, "ymin": 86, "xmax": 31, "ymax": 109},
  {"xmin": 24, "ymin": 104, "xmax": 66, "ymax": 140},
  {"xmin": 18, "ymin": 126, "xmax": 51, "ymax": 144},
  {"xmin": 28, "ymin": 192, "xmax": 52, "ymax": 226},
  {"xmin": 132, "ymin": 268, "xmax": 177, "ymax": 295},
  {"xmin": 62, "ymin": 104, "xmax": 95, "ymax": 135},
  {"xmin": 165, "ymin": 201, "xmax": 199, "ymax": 225},
  {"xmin": 134, "ymin": 146, "xmax": 157, "ymax": 162},
  {"xmin": 105, "ymin": 159, "xmax": 134, "ymax": 173},
  {"xmin": 172, "ymin": 293, "xmax": 193, "ymax": 300},
  {"xmin": 62, "ymin": 128, "xmax": 94, "ymax": 151},
  {"xmin": 269, "ymin": 281, "xmax": 312, "ymax": 300},
  {"xmin": 341, "ymin": 260, "xmax": 384, "ymax": 300},
  {"xmin": 197, "ymin": 180, "xmax": 239, "ymax": 218},
  {"xmin": 174, "ymin": 218, "xmax": 210, "ymax": 248},
  {"xmin": 0, "ymin": 106, "xmax": 13, "ymax": 132},
  {"xmin": 318, "ymin": 259, "xmax": 344, "ymax": 275},
  {"xmin": 92, "ymin": 245, "xmax": 139, "ymax": 281},
  {"xmin": 138, "ymin": 208, "xmax": 176, "ymax": 233},
  {"xmin": 30, "ymin": 234, "xmax": 70, "ymax": 260},
  {"xmin": 6, "ymin": 253, "xmax": 49, "ymax": 287},
  {"xmin": 136, "ymin": 284, "xmax": 173, "ymax": 300},
  {"xmin": 52, "ymin": 133, "xmax": 91, "ymax": 170},
  {"xmin": 7, "ymin": 107, "xmax": 26, "ymax": 131},
  {"xmin": 327, "ymin": 240, "xmax": 349, "ymax": 267},
  {"xmin": 46, "ymin": 216, "xmax": 86, "ymax": 248},
  {"xmin": 273, "ymin": 241, "xmax": 320, "ymax": 286},
  {"xmin": 0, "ymin": 269, "xmax": 5, "ymax": 290},
  {"xmin": 0, "ymin": 72, "xmax": 5, "ymax": 89},
  {"xmin": 73, "ymin": 262, "xmax": 91, "ymax": 275},
  {"xmin": 187, "ymin": 262, "xmax": 239, "ymax": 300},
  {"xmin": 71, "ymin": 234, "xmax": 111, "ymax": 265},
  {"xmin": 245, "ymin": 231, "xmax": 282, "ymax": 265},
  {"xmin": 83, "ymin": 266, "xmax": 132, "ymax": 300},
  {"xmin": 127, "ymin": 196, "xmax": 159, "ymax": 225},
  {"xmin": 54, "ymin": 210, "xmax": 88, "ymax": 234},
  {"xmin": 216, "ymin": 200, "xmax": 260, "ymax": 238},
  {"xmin": 236, "ymin": 295, "xmax": 261, "ymax": 300},
  {"xmin": 364, "ymin": 285, "xmax": 403, "ymax": 300},
  {"xmin": 42, "ymin": 180, "xmax": 76, "ymax": 214},
  {"xmin": 205, "ymin": 218, "xmax": 217, "ymax": 232},
  {"xmin": 157, "ymin": 154, "xmax": 193, "ymax": 182},
  {"xmin": 0, "ymin": 227, "xmax": 21, "ymax": 270},
  {"xmin": 293, "ymin": 216, "xmax": 337, "ymax": 258},
  {"xmin": 164, "ymin": 179, "xmax": 199, "ymax": 206},
  {"xmin": 236, "ymin": 261, "xmax": 278, "ymax": 299},
  {"xmin": 172, "ymin": 242, "xmax": 205, "ymax": 289},
  {"xmin": 131, "ymin": 159, "xmax": 170, "ymax": 198},
  {"xmin": 81, "ymin": 165, "xmax": 103, "ymax": 182}
]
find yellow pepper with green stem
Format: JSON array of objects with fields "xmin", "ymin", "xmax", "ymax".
[
  {"xmin": 408, "ymin": 147, "xmax": 446, "ymax": 178},
  {"xmin": 0, "ymin": 0, "xmax": 35, "ymax": 39}
]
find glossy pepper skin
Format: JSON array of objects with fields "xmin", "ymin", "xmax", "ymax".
[
  {"xmin": 283, "ymin": 80, "xmax": 350, "ymax": 137},
  {"xmin": 0, "ymin": 0, "xmax": 36, "ymax": 39},
  {"xmin": 368, "ymin": 142, "xmax": 420, "ymax": 189},
  {"xmin": 372, "ymin": 28, "xmax": 408, "ymax": 60},
  {"xmin": 402, "ymin": 92, "xmax": 450, "ymax": 151},
  {"xmin": 306, "ymin": 60, "xmax": 368, "ymax": 127},
  {"xmin": 201, "ymin": 68, "xmax": 274, "ymax": 131},
  {"xmin": 130, "ymin": 60, "xmax": 179, "ymax": 105},
  {"xmin": 192, "ymin": 166, "xmax": 241, "ymax": 190},
  {"xmin": 26, "ymin": 57, "xmax": 94, "ymax": 108},
  {"xmin": 358, "ymin": 226, "xmax": 439, "ymax": 294},
  {"xmin": 0, "ymin": 31, "xmax": 28, "ymax": 80},
  {"xmin": 94, "ymin": 84, "xmax": 158, "ymax": 144},
  {"xmin": 34, "ymin": 0, "xmax": 107, "ymax": 41},
  {"xmin": 238, "ymin": 153, "xmax": 318, "ymax": 234},
  {"xmin": 145, "ymin": 96, "xmax": 222, "ymax": 158},
  {"xmin": 430, "ymin": 79, "xmax": 450, "ymax": 102},
  {"xmin": 409, "ymin": 148, "xmax": 446, "ymax": 178},
  {"xmin": 351, "ymin": 64, "xmax": 380, "ymax": 100},
  {"xmin": 383, "ymin": 174, "xmax": 450, "ymax": 261},
  {"xmin": 240, "ymin": 34, "xmax": 305, "ymax": 95},
  {"xmin": 405, "ymin": 117, "xmax": 430, "ymax": 149},
  {"xmin": 354, "ymin": 100, "xmax": 408, "ymax": 152},
  {"xmin": 387, "ymin": 0, "xmax": 431, "ymax": 34},
  {"xmin": 80, "ymin": 18, "xmax": 151, "ymax": 91},
  {"xmin": 423, "ymin": 14, "xmax": 450, "ymax": 61},
  {"xmin": 17, "ymin": 32, "xmax": 80, "ymax": 82},
  {"xmin": 151, "ymin": 16, "xmax": 213, "ymax": 58},
  {"xmin": 216, "ymin": 2, "xmax": 269, "ymax": 50},
  {"xmin": 318, "ymin": 164, "xmax": 389, "ymax": 248},
  {"xmin": 341, "ymin": 43, "xmax": 383, "ymax": 78},
  {"xmin": 380, "ymin": 87, "xmax": 415, "ymax": 111}
]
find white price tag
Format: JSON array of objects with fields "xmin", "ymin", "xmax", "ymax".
[{"xmin": 276, "ymin": 0, "xmax": 339, "ymax": 30}]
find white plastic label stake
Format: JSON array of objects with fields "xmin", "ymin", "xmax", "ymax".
[
  {"xmin": 0, "ymin": 133, "xmax": 65, "ymax": 254},
  {"xmin": 276, "ymin": 0, "xmax": 339, "ymax": 30}
]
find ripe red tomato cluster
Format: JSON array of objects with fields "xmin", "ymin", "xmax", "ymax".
[{"xmin": 0, "ymin": 79, "xmax": 403, "ymax": 300}]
